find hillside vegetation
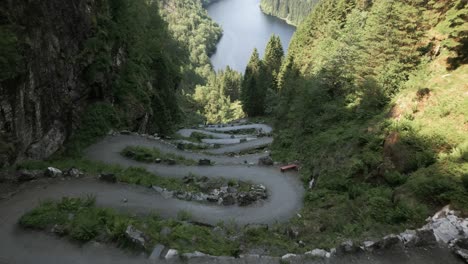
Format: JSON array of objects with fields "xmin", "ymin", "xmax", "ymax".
[
  {"xmin": 260, "ymin": 0, "xmax": 319, "ymax": 26},
  {"xmin": 266, "ymin": 0, "xmax": 468, "ymax": 247}
]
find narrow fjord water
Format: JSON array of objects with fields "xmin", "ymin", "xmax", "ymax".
[{"xmin": 206, "ymin": 0, "xmax": 295, "ymax": 72}]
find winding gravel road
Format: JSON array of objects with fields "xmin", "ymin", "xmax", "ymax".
[{"xmin": 0, "ymin": 123, "xmax": 463, "ymax": 263}]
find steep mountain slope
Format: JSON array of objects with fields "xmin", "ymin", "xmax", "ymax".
[
  {"xmin": 0, "ymin": 0, "xmax": 183, "ymax": 166},
  {"xmin": 272, "ymin": 0, "xmax": 468, "ymax": 246}
]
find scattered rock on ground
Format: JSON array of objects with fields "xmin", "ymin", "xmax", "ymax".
[
  {"xmin": 163, "ymin": 249, "xmax": 179, "ymax": 259},
  {"xmin": 149, "ymin": 244, "xmax": 165, "ymax": 260},
  {"xmin": 17, "ymin": 170, "xmax": 42, "ymax": 182},
  {"xmin": 44, "ymin": 167, "xmax": 62, "ymax": 178},
  {"xmin": 65, "ymin": 168, "xmax": 83, "ymax": 178},
  {"xmin": 221, "ymin": 193, "xmax": 236, "ymax": 206},
  {"xmin": 338, "ymin": 240, "xmax": 359, "ymax": 254},
  {"xmin": 125, "ymin": 225, "xmax": 147, "ymax": 248},
  {"xmin": 305, "ymin": 249, "xmax": 331, "ymax": 258},
  {"xmin": 258, "ymin": 156, "xmax": 273, "ymax": 166}
]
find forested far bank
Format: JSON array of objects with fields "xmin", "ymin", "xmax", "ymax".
[{"xmin": 260, "ymin": 0, "xmax": 319, "ymax": 26}]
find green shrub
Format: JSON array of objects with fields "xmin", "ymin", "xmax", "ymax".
[
  {"xmin": 384, "ymin": 171, "xmax": 407, "ymax": 187},
  {"xmin": 462, "ymin": 174, "xmax": 468, "ymax": 191}
]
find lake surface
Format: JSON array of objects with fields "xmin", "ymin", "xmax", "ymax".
[{"xmin": 206, "ymin": 0, "xmax": 296, "ymax": 73}]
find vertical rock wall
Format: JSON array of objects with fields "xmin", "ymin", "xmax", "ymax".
[{"xmin": 0, "ymin": 0, "xmax": 96, "ymax": 164}]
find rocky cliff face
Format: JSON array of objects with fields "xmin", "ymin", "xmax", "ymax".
[
  {"xmin": 1, "ymin": 0, "xmax": 183, "ymax": 167},
  {"xmin": 0, "ymin": 0, "xmax": 104, "ymax": 165}
]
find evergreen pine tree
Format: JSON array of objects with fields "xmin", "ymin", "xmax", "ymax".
[
  {"xmin": 263, "ymin": 35, "xmax": 285, "ymax": 90},
  {"xmin": 241, "ymin": 48, "xmax": 265, "ymax": 116}
]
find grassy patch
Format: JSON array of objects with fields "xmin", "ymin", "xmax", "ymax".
[
  {"xmin": 121, "ymin": 146, "xmax": 197, "ymax": 166},
  {"xmin": 19, "ymin": 197, "xmax": 239, "ymax": 255}
]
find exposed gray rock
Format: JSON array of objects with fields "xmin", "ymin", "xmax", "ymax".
[
  {"xmin": 414, "ymin": 229, "xmax": 437, "ymax": 246},
  {"xmin": 362, "ymin": 240, "xmax": 377, "ymax": 251},
  {"xmin": 454, "ymin": 248, "xmax": 468, "ymax": 263},
  {"xmin": 182, "ymin": 251, "xmax": 207, "ymax": 259},
  {"xmin": 64, "ymin": 168, "xmax": 83, "ymax": 178},
  {"xmin": 149, "ymin": 244, "xmax": 165, "ymax": 260},
  {"xmin": 399, "ymin": 230, "xmax": 417, "ymax": 246},
  {"xmin": 237, "ymin": 192, "xmax": 256, "ymax": 206},
  {"xmin": 99, "ymin": 173, "xmax": 116, "ymax": 183},
  {"xmin": 221, "ymin": 194, "xmax": 236, "ymax": 206},
  {"xmin": 423, "ymin": 206, "xmax": 468, "ymax": 244},
  {"xmin": 281, "ymin": 253, "xmax": 297, "ymax": 260},
  {"xmin": 17, "ymin": 170, "xmax": 42, "ymax": 182},
  {"xmin": 152, "ymin": 186, "xmax": 164, "ymax": 193},
  {"xmin": 375, "ymin": 234, "xmax": 402, "ymax": 249},
  {"xmin": 258, "ymin": 156, "xmax": 273, "ymax": 166},
  {"xmin": 125, "ymin": 225, "xmax": 147, "ymax": 248},
  {"xmin": 44, "ymin": 167, "xmax": 62, "ymax": 178},
  {"xmin": 163, "ymin": 249, "xmax": 179, "ymax": 259},
  {"xmin": 305, "ymin": 249, "xmax": 331, "ymax": 258},
  {"xmin": 338, "ymin": 240, "xmax": 359, "ymax": 253}
]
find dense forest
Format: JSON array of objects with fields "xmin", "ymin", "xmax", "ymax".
[
  {"xmin": 260, "ymin": 0, "xmax": 319, "ymax": 25},
  {"xmin": 262, "ymin": 0, "xmax": 468, "ymax": 246}
]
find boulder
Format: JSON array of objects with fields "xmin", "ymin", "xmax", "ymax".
[
  {"xmin": 426, "ymin": 214, "xmax": 463, "ymax": 243},
  {"xmin": 152, "ymin": 186, "xmax": 164, "ymax": 193},
  {"xmin": 163, "ymin": 249, "xmax": 179, "ymax": 259},
  {"xmin": 375, "ymin": 234, "xmax": 402, "ymax": 249},
  {"xmin": 453, "ymin": 238, "xmax": 468, "ymax": 250},
  {"xmin": 99, "ymin": 173, "xmax": 116, "ymax": 183},
  {"xmin": 362, "ymin": 240, "xmax": 377, "ymax": 251},
  {"xmin": 221, "ymin": 194, "xmax": 236, "ymax": 206},
  {"xmin": 305, "ymin": 249, "xmax": 331, "ymax": 258},
  {"xmin": 44, "ymin": 167, "xmax": 62, "ymax": 178},
  {"xmin": 281, "ymin": 253, "xmax": 297, "ymax": 260},
  {"xmin": 149, "ymin": 244, "xmax": 165, "ymax": 260},
  {"xmin": 454, "ymin": 248, "xmax": 468, "ymax": 263},
  {"xmin": 182, "ymin": 251, "xmax": 207, "ymax": 259},
  {"xmin": 338, "ymin": 240, "xmax": 359, "ymax": 253},
  {"xmin": 191, "ymin": 193, "xmax": 208, "ymax": 202},
  {"xmin": 413, "ymin": 229, "xmax": 437, "ymax": 246},
  {"xmin": 258, "ymin": 156, "xmax": 274, "ymax": 166},
  {"xmin": 125, "ymin": 225, "xmax": 147, "ymax": 248},
  {"xmin": 198, "ymin": 159, "xmax": 211, "ymax": 166},
  {"xmin": 65, "ymin": 168, "xmax": 83, "ymax": 178},
  {"xmin": 207, "ymin": 194, "xmax": 219, "ymax": 203},
  {"xmin": 17, "ymin": 170, "xmax": 42, "ymax": 182},
  {"xmin": 237, "ymin": 192, "xmax": 256, "ymax": 206},
  {"xmin": 399, "ymin": 230, "xmax": 417, "ymax": 246}
]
